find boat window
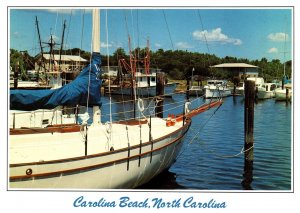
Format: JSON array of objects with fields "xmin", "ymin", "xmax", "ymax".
[
  {"xmin": 42, "ymin": 119, "xmax": 49, "ymax": 125},
  {"xmin": 271, "ymin": 84, "xmax": 276, "ymax": 91},
  {"xmin": 151, "ymin": 77, "xmax": 155, "ymax": 82}
]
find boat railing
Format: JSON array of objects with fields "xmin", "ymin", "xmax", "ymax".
[{"xmin": 10, "ymin": 91, "xmax": 208, "ymax": 129}]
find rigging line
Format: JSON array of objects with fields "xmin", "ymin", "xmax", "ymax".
[
  {"xmin": 175, "ymin": 101, "xmax": 223, "ymax": 160},
  {"xmin": 130, "ymin": 10, "xmax": 137, "ymax": 54},
  {"xmin": 195, "ymin": 10, "xmax": 212, "ymax": 67},
  {"xmin": 64, "ymin": 9, "xmax": 73, "ymax": 55},
  {"xmin": 162, "ymin": 10, "xmax": 174, "ymax": 50},
  {"xmin": 189, "ymin": 127, "xmax": 253, "ymax": 158},
  {"xmin": 79, "ymin": 10, "xmax": 86, "ymax": 61},
  {"xmin": 53, "ymin": 11, "xmax": 59, "ymax": 39},
  {"xmin": 123, "ymin": 10, "xmax": 131, "ymax": 49},
  {"xmin": 106, "ymin": 10, "xmax": 113, "ymax": 147}
]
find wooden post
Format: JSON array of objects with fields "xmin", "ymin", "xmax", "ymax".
[
  {"xmin": 186, "ymin": 78, "xmax": 190, "ymax": 102},
  {"xmin": 13, "ymin": 62, "xmax": 19, "ymax": 89},
  {"xmin": 242, "ymin": 80, "xmax": 255, "ymax": 189},
  {"xmin": 255, "ymin": 86, "xmax": 258, "ymax": 101},
  {"xmin": 286, "ymin": 88, "xmax": 289, "ymax": 103},
  {"xmin": 155, "ymin": 72, "xmax": 164, "ymax": 118}
]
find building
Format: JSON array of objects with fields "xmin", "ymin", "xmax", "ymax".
[
  {"xmin": 35, "ymin": 54, "xmax": 88, "ymax": 72},
  {"xmin": 211, "ymin": 63, "xmax": 259, "ymax": 79}
]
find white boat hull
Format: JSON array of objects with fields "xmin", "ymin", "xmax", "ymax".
[
  {"xmin": 10, "ymin": 117, "xmax": 190, "ymax": 189},
  {"xmin": 257, "ymin": 91, "xmax": 275, "ymax": 99},
  {"xmin": 204, "ymin": 87, "xmax": 231, "ymax": 98},
  {"xmin": 188, "ymin": 86, "xmax": 204, "ymax": 96},
  {"xmin": 275, "ymin": 89, "xmax": 292, "ymax": 101}
]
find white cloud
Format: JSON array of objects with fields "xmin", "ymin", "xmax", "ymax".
[
  {"xmin": 46, "ymin": 9, "xmax": 76, "ymax": 14},
  {"xmin": 192, "ymin": 28, "xmax": 242, "ymax": 45},
  {"xmin": 12, "ymin": 31, "xmax": 21, "ymax": 38},
  {"xmin": 155, "ymin": 43, "xmax": 161, "ymax": 48},
  {"xmin": 267, "ymin": 33, "xmax": 289, "ymax": 42},
  {"xmin": 45, "ymin": 35, "xmax": 60, "ymax": 43},
  {"xmin": 100, "ymin": 42, "xmax": 113, "ymax": 48},
  {"xmin": 268, "ymin": 47, "xmax": 278, "ymax": 53},
  {"xmin": 175, "ymin": 42, "xmax": 193, "ymax": 49}
]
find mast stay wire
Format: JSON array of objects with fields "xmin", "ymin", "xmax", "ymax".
[{"xmin": 162, "ymin": 10, "xmax": 174, "ymax": 50}]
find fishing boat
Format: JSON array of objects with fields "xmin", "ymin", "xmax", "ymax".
[
  {"xmin": 105, "ymin": 69, "xmax": 177, "ymax": 97},
  {"xmin": 9, "ymin": 9, "xmax": 222, "ymax": 189},
  {"xmin": 104, "ymin": 38, "xmax": 176, "ymax": 97},
  {"xmin": 204, "ymin": 80, "xmax": 231, "ymax": 98}
]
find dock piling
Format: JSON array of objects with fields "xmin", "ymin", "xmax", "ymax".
[{"xmin": 242, "ymin": 80, "xmax": 255, "ymax": 189}]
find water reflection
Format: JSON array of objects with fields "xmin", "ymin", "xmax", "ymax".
[{"xmin": 137, "ymin": 171, "xmax": 186, "ymax": 189}]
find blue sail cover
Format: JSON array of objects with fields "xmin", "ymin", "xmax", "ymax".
[{"xmin": 10, "ymin": 52, "xmax": 102, "ymax": 111}]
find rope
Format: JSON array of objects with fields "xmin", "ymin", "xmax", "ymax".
[{"xmin": 176, "ymin": 100, "xmax": 223, "ymax": 160}]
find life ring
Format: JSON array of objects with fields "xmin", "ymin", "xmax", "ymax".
[{"xmin": 137, "ymin": 98, "xmax": 145, "ymax": 112}]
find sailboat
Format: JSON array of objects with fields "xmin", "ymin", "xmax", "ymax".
[
  {"xmin": 274, "ymin": 31, "xmax": 292, "ymax": 102},
  {"xmin": 9, "ymin": 9, "xmax": 222, "ymax": 189}
]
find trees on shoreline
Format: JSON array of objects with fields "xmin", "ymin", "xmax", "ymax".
[{"xmin": 10, "ymin": 47, "xmax": 292, "ymax": 82}]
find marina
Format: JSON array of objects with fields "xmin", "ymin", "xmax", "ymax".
[
  {"xmin": 135, "ymin": 95, "xmax": 292, "ymax": 190},
  {"xmin": 8, "ymin": 8, "xmax": 293, "ymax": 191}
]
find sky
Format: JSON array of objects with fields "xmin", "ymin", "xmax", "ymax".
[{"xmin": 9, "ymin": 8, "xmax": 292, "ymax": 63}]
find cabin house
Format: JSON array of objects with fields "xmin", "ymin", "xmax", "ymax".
[
  {"xmin": 34, "ymin": 54, "xmax": 88, "ymax": 73},
  {"xmin": 211, "ymin": 63, "xmax": 259, "ymax": 79}
]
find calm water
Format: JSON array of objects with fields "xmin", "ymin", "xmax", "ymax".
[{"xmin": 100, "ymin": 94, "xmax": 292, "ymax": 190}]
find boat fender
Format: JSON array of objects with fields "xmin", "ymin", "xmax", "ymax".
[
  {"xmin": 184, "ymin": 101, "xmax": 191, "ymax": 115},
  {"xmin": 137, "ymin": 98, "xmax": 145, "ymax": 112},
  {"xmin": 81, "ymin": 112, "xmax": 90, "ymax": 125},
  {"xmin": 166, "ymin": 115, "xmax": 172, "ymax": 127},
  {"xmin": 26, "ymin": 168, "xmax": 32, "ymax": 175},
  {"xmin": 105, "ymin": 122, "xmax": 112, "ymax": 133}
]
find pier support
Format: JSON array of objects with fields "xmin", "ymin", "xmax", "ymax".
[
  {"xmin": 155, "ymin": 72, "xmax": 165, "ymax": 118},
  {"xmin": 13, "ymin": 62, "xmax": 19, "ymax": 89},
  {"xmin": 286, "ymin": 88, "xmax": 289, "ymax": 103},
  {"xmin": 242, "ymin": 80, "xmax": 255, "ymax": 189},
  {"xmin": 186, "ymin": 78, "xmax": 190, "ymax": 102}
]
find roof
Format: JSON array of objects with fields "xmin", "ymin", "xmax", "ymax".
[
  {"xmin": 211, "ymin": 63, "xmax": 259, "ymax": 68},
  {"xmin": 41, "ymin": 54, "xmax": 88, "ymax": 62}
]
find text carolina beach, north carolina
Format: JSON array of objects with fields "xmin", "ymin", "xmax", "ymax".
[{"xmin": 73, "ymin": 196, "xmax": 227, "ymax": 209}]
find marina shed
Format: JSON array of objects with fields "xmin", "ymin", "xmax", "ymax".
[
  {"xmin": 35, "ymin": 54, "xmax": 88, "ymax": 72},
  {"xmin": 211, "ymin": 63, "xmax": 259, "ymax": 79}
]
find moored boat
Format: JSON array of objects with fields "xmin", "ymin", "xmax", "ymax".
[
  {"xmin": 9, "ymin": 9, "xmax": 222, "ymax": 189},
  {"xmin": 257, "ymin": 83, "xmax": 276, "ymax": 99},
  {"xmin": 204, "ymin": 80, "xmax": 231, "ymax": 98}
]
